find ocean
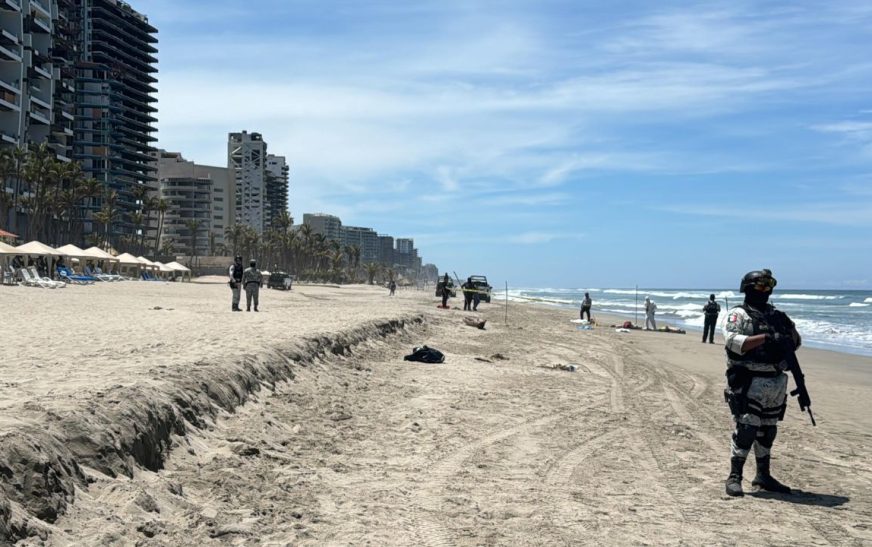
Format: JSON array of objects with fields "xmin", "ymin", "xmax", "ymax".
[{"xmin": 497, "ymin": 288, "xmax": 872, "ymax": 357}]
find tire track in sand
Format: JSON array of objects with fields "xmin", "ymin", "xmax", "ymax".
[{"xmin": 409, "ymin": 394, "xmax": 610, "ymax": 547}]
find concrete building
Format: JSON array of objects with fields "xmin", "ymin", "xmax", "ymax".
[
  {"xmin": 302, "ymin": 212, "xmax": 341, "ymax": 242},
  {"xmin": 377, "ymin": 234, "xmax": 394, "ymax": 266},
  {"xmin": 72, "ymin": 0, "xmax": 159, "ymax": 242},
  {"xmin": 154, "ymin": 150, "xmax": 231, "ymax": 252},
  {"xmin": 265, "ymin": 153, "xmax": 289, "ymax": 229},
  {"xmin": 0, "ymin": 0, "xmax": 74, "ymax": 156},
  {"xmin": 341, "ymin": 225, "xmax": 378, "ymax": 263},
  {"xmin": 228, "ymin": 130, "xmax": 266, "ymax": 234}
]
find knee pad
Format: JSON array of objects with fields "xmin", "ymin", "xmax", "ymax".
[
  {"xmin": 756, "ymin": 425, "xmax": 777, "ymax": 449},
  {"xmin": 732, "ymin": 423, "xmax": 758, "ymax": 451}
]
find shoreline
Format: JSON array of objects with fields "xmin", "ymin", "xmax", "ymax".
[
  {"xmin": 3, "ymin": 283, "xmax": 872, "ymax": 544},
  {"xmin": 498, "ymin": 295, "xmax": 872, "ymax": 358}
]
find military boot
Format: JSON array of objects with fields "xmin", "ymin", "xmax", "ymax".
[
  {"xmin": 751, "ymin": 456, "xmax": 791, "ymax": 494},
  {"xmin": 725, "ymin": 456, "xmax": 745, "ymax": 497}
]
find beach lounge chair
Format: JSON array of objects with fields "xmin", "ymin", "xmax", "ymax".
[
  {"xmin": 28, "ymin": 266, "xmax": 66, "ymax": 288},
  {"xmin": 2, "ymin": 266, "xmax": 17, "ymax": 286},
  {"xmin": 94, "ymin": 266, "xmax": 122, "ymax": 281},
  {"xmin": 84, "ymin": 265, "xmax": 112, "ymax": 282},
  {"xmin": 15, "ymin": 268, "xmax": 41, "ymax": 287},
  {"xmin": 57, "ymin": 266, "xmax": 95, "ymax": 284},
  {"xmin": 20, "ymin": 267, "xmax": 54, "ymax": 288}
]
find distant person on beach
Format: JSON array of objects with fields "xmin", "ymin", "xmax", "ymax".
[
  {"xmin": 462, "ymin": 277, "xmax": 474, "ymax": 311},
  {"xmin": 703, "ymin": 294, "xmax": 721, "ymax": 344},
  {"xmin": 580, "ymin": 292, "xmax": 592, "ymax": 321},
  {"xmin": 473, "ymin": 286, "xmax": 481, "ymax": 311},
  {"xmin": 644, "ymin": 297, "xmax": 657, "ymax": 330},
  {"xmin": 228, "ymin": 256, "xmax": 244, "ymax": 312},
  {"xmin": 389, "ymin": 279, "xmax": 396, "ymax": 296},
  {"xmin": 440, "ymin": 273, "xmax": 451, "ymax": 308},
  {"xmin": 243, "ymin": 259, "xmax": 264, "ymax": 312},
  {"xmin": 722, "ymin": 269, "xmax": 802, "ymax": 497}
]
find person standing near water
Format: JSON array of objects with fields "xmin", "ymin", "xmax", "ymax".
[
  {"xmin": 644, "ymin": 297, "xmax": 657, "ymax": 330},
  {"xmin": 703, "ymin": 294, "xmax": 721, "ymax": 344},
  {"xmin": 580, "ymin": 292, "xmax": 592, "ymax": 321},
  {"xmin": 723, "ymin": 269, "xmax": 802, "ymax": 497}
]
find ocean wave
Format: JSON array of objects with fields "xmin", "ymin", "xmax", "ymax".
[
  {"xmin": 865, "ymin": 297, "xmax": 872, "ymax": 303},
  {"xmin": 848, "ymin": 303, "xmax": 869, "ymax": 307},
  {"xmin": 772, "ymin": 294, "xmax": 840, "ymax": 300}
]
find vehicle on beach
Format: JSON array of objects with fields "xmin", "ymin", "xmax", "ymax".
[
  {"xmin": 468, "ymin": 275, "xmax": 492, "ymax": 303},
  {"xmin": 435, "ymin": 278, "xmax": 456, "ymax": 297},
  {"xmin": 267, "ymin": 271, "xmax": 293, "ymax": 290}
]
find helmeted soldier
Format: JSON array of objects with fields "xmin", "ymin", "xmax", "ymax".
[
  {"xmin": 228, "ymin": 256, "xmax": 244, "ymax": 312},
  {"xmin": 243, "ymin": 259, "xmax": 263, "ymax": 312},
  {"xmin": 723, "ymin": 269, "xmax": 801, "ymax": 497}
]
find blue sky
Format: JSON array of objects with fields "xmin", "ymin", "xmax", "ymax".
[{"xmin": 146, "ymin": 1, "xmax": 872, "ymax": 289}]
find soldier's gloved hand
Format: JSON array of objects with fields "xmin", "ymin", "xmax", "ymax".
[{"xmin": 767, "ymin": 332, "xmax": 796, "ymax": 354}]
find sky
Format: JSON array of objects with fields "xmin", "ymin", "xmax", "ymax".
[{"xmin": 145, "ymin": 0, "xmax": 872, "ymax": 289}]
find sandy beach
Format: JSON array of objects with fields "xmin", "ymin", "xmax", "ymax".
[{"xmin": 2, "ymin": 281, "xmax": 872, "ymax": 545}]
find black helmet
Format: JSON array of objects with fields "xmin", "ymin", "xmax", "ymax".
[
  {"xmin": 249, "ymin": 259, "xmax": 256, "ymax": 267},
  {"xmin": 235, "ymin": 255, "xmax": 242, "ymax": 261},
  {"xmin": 739, "ymin": 269, "xmax": 777, "ymax": 293}
]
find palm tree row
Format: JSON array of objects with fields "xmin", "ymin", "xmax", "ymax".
[
  {"xmin": 0, "ymin": 144, "xmax": 168, "ymax": 256},
  {"xmin": 223, "ymin": 218, "xmax": 394, "ymax": 284}
]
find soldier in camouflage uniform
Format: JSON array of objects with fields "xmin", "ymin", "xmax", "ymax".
[
  {"xmin": 243, "ymin": 259, "xmax": 263, "ymax": 312},
  {"xmin": 723, "ymin": 269, "xmax": 801, "ymax": 497}
]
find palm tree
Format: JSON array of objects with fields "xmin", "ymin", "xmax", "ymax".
[
  {"xmin": 153, "ymin": 198, "xmax": 168, "ymax": 255},
  {"xmin": 131, "ymin": 183, "xmax": 150, "ymax": 253},
  {"xmin": 225, "ymin": 223, "xmax": 245, "ymax": 257},
  {"xmin": 75, "ymin": 176, "xmax": 102, "ymax": 245},
  {"xmin": 364, "ymin": 263, "xmax": 381, "ymax": 285},
  {"xmin": 184, "ymin": 218, "xmax": 203, "ymax": 269},
  {"xmin": 130, "ymin": 211, "xmax": 145, "ymax": 254},
  {"xmin": 0, "ymin": 148, "xmax": 13, "ymax": 230},
  {"xmin": 9, "ymin": 146, "xmax": 27, "ymax": 234},
  {"xmin": 22, "ymin": 143, "xmax": 57, "ymax": 241}
]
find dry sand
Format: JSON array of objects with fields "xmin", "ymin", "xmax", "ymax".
[{"xmin": 2, "ymin": 281, "xmax": 871, "ymax": 545}]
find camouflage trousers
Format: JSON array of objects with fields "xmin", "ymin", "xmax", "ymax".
[
  {"xmin": 245, "ymin": 284, "xmax": 260, "ymax": 310},
  {"xmin": 729, "ymin": 373, "xmax": 788, "ymax": 459},
  {"xmin": 231, "ymin": 286, "xmax": 241, "ymax": 308}
]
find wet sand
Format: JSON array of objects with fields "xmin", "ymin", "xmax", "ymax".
[{"xmin": 2, "ymin": 283, "xmax": 871, "ymax": 545}]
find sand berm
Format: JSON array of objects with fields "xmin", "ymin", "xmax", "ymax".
[{"xmin": 1, "ymin": 280, "xmax": 871, "ymax": 545}]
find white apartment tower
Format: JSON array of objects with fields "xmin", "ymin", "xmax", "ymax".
[{"xmin": 228, "ymin": 130, "xmax": 266, "ymax": 234}]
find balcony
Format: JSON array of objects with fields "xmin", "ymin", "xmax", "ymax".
[
  {"xmin": 0, "ymin": 88, "xmax": 19, "ymax": 110},
  {"xmin": 1, "ymin": 0, "xmax": 21, "ymax": 11},
  {"xmin": 28, "ymin": 101, "xmax": 51, "ymax": 124},
  {"xmin": 0, "ymin": 42, "xmax": 21, "ymax": 62}
]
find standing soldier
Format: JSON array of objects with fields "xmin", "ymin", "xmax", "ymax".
[
  {"xmin": 228, "ymin": 256, "xmax": 244, "ymax": 312},
  {"xmin": 723, "ymin": 269, "xmax": 803, "ymax": 497},
  {"xmin": 702, "ymin": 294, "xmax": 721, "ymax": 344},
  {"xmin": 462, "ymin": 277, "xmax": 474, "ymax": 311},
  {"xmin": 243, "ymin": 259, "xmax": 263, "ymax": 312},
  {"xmin": 580, "ymin": 292, "xmax": 592, "ymax": 321}
]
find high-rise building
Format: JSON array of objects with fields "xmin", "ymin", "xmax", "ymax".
[
  {"xmin": 302, "ymin": 212, "xmax": 341, "ymax": 242},
  {"xmin": 341, "ymin": 225, "xmax": 378, "ymax": 262},
  {"xmin": 154, "ymin": 150, "xmax": 230, "ymax": 254},
  {"xmin": 265, "ymin": 153, "xmax": 289, "ymax": 229},
  {"xmin": 71, "ymin": 0, "xmax": 159, "ymax": 243},
  {"xmin": 154, "ymin": 151, "xmax": 210, "ymax": 256},
  {"xmin": 377, "ymin": 234, "xmax": 394, "ymax": 266},
  {"xmin": 0, "ymin": 0, "xmax": 74, "ymax": 158},
  {"xmin": 228, "ymin": 130, "xmax": 266, "ymax": 234}
]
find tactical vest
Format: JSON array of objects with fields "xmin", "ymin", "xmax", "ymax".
[
  {"xmin": 726, "ymin": 304, "xmax": 792, "ymax": 365},
  {"xmin": 704, "ymin": 301, "xmax": 719, "ymax": 316},
  {"xmin": 231, "ymin": 263, "xmax": 243, "ymax": 282}
]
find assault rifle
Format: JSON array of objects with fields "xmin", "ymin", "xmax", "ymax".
[{"xmin": 783, "ymin": 349, "xmax": 816, "ymax": 426}]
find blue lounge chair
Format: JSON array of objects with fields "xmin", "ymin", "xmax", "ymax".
[{"xmin": 58, "ymin": 266, "xmax": 96, "ymax": 284}]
